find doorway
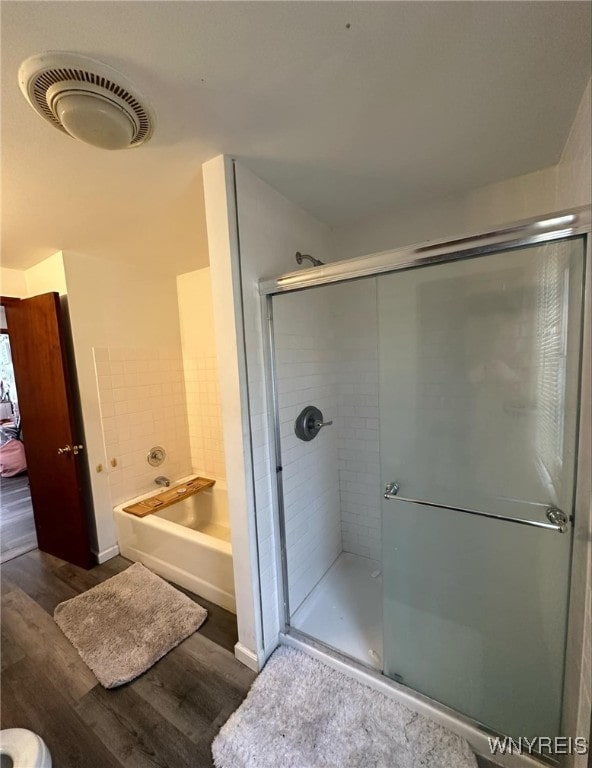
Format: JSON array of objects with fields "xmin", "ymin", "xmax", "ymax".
[
  {"xmin": 0, "ymin": 305, "xmax": 37, "ymax": 562},
  {"xmin": 1, "ymin": 293, "xmax": 94, "ymax": 569}
]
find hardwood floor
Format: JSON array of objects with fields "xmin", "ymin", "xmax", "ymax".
[
  {"xmin": 0, "ymin": 473, "xmax": 38, "ymax": 563},
  {"xmin": 1, "ymin": 550, "xmax": 501, "ymax": 767},
  {"xmin": 0, "ymin": 550, "xmax": 255, "ymax": 767}
]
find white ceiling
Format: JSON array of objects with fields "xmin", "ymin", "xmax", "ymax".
[{"xmin": 1, "ymin": 1, "xmax": 590, "ymax": 271}]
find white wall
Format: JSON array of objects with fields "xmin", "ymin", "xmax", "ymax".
[
  {"xmin": 233, "ymin": 161, "xmax": 336, "ymax": 658},
  {"xmin": 333, "ymin": 79, "xmax": 591, "ymax": 261},
  {"xmin": 203, "ymin": 155, "xmax": 335, "ymax": 667},
  {"xmin": 25, "ymin": 251, "xmax": 67, "ymax": 296},
  {"xmin": 61, "ymin": 251, "xmax": 192, "ymax": 560},
  {"xmin": 0, "ymin": 267, "xmax": 28, "ymax": 298},
  {"xmin": 177, "ymin": 268, "xmax": 226, "ymax": 480},
  {"xmin": 1, "ymin": 254, "xmax": 67, "ymax": 299},
  {"xmin": 203, "ymin": 155, "xmax": 264, "ymax": 668},
  {"xmin": 556, "ymin": 79, "xmax": 591, "ymax": 209},
  {"xmin": 332, "ymin": 166, "xmax": 559, "ymax": 260}
]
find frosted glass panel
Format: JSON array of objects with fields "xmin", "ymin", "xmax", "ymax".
[{"xmin": 379, "ymin": 238, "xmax": 584, "ymax": 738}]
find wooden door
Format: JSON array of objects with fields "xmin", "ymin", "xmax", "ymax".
[{"xmin": 5, "ymin": 293, "xmax": 93, "ymax": 568}]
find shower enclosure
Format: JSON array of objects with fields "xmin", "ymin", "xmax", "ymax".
[{"xmin": 260, "ymin": 208, "xmax": 590, "ymax": 753}]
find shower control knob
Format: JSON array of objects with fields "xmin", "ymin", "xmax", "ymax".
[{"xmin": 295, "ymin": 406, "xmax": 333, "ymax": 441}]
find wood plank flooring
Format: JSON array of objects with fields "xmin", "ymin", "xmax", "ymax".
[
  {"xmin": 0, "ymin": 473, "xmax": 38, "ymax": 563},
  {"xmin": 1, "ymin": 550, "xmax": 499, "ymax": 767},
  {"xmin": 1, "ymin": 550, "xmax": 255, "ymax": 768}
]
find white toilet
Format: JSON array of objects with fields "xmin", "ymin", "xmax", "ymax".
[{"xmin": 0, "ymin": 729, "xmax": 52, "ymax": 768}]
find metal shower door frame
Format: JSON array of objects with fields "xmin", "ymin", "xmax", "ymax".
[{"xmin": 259, "ymin": 205, "xmax": 591, "ymax": 765}]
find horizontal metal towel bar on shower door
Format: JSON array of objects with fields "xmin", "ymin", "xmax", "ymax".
[{"xmin": 383, "ymin": 484, "xmax": 569, "ymax": 533}]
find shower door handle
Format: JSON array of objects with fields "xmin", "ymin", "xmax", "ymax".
[{"xmin": 383, "ymin": 482, "xmax": 569, "ymax": 533}]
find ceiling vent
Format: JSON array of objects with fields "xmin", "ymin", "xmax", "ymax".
[{"xmin": 18, "ymin": 52, "xmax": 154, "ymax": 150}]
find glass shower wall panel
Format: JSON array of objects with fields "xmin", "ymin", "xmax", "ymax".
[
  {"xmin": 378, "ymin": 238, "xmax": 585, "ymax": 739},
  {"xmin": 378, "ymin": 240, "xmax": 584, "ymax": 516},
  {"xmin": 382, "ymin": 499, "xmax": 571, "ymax": 738}
]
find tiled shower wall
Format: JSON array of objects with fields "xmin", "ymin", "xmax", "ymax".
[
  {"xmin": 177, "ymin": 268, "xmax": 226, "ymax": 481},
  {"xmin": 182, "ymin": 356, "xmax": 225, "ymax": 479},
  {"xmin": 274, "ymin": 279, "xmax": 382, "ymax": 614},
  {"xmin": 273, "ymin": 289, "xmax": 342, "ymax": 613},
  {"xmin": 93, "ymin": 346, "xmax": 193, "ymax": 506},
  {"xmin": 332, "ymin": 280, "xmax": 381, "ymax": 562}
]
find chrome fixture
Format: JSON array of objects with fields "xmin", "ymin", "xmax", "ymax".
[
  {"xmin": 154, "ymin": 476, "xmax": 170, "ymax": 487},
  {"xmin": 295, "ymin": 251, "xmax": 324, "ymax": 267},
  {"xmin": 261, "ymin": 206, "xmax": 591, "ymax": 295},
  {"xmin": 294, "ymin": 405, "xmax": 333, "ymax": 441},
  {"xmin": 147, "ymin": 446, "xmax": 166, "ymax": 467},
  {"xmin": 546, "ymin": 507, "xmax": 569, "ymax": 534},
  {"xmin": 383, "ymin": 482, "xmax": 569, "ymax": 533},
  {"xmin": 384, "ymin": 481, "xmax": 400, "ymax": 498}
]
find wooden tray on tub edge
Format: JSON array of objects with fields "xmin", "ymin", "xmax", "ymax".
[{"xmin": 122, "ymin": 476, "xmax": 216, "ymax": 517}]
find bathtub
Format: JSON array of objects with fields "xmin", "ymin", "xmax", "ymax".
[{"xmin": 113, "ymin": 478, "xmax": 235, "ymax": 612}]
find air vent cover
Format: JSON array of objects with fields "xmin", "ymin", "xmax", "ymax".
[{"xmin": 19, "ymin": 52, "xmax": 154, "ymax": 149}]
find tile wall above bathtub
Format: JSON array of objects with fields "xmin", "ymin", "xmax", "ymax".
[
  {"xmin": 182, "ymin": 354, "xmax": 226, "ymax": 480},
  {"xmin": 93, "ymin": 346, "xmax": 193, "ymax": 506},
  {"xmin": 176, "ymin": 268, "xmax": 227, "ymax": 482}
]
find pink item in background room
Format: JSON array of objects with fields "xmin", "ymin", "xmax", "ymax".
[{"xmin": 0, "ymin": 438, "xmax": 27, "ymax": 477}]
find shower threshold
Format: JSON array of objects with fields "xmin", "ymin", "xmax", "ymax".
[
  {"xmin": 290, "ymin": 552, "xmax": 383, "ymax": 670},
  {"xmin": 280, "ymin": 628, "xmax": 549, "ymax": 768}
]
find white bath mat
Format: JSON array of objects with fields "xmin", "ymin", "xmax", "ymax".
[
  {"xmin": 54, "ymin": 562, "xmax": 207, "ymax": 688},
  {"xmin": 212, "ymin": 646, "xmax": 478, "ymax": 768}
]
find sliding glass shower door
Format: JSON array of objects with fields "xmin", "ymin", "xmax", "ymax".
[{"xmin": 378, "ymin": 239, "xmax": 585, "ymax": 739}]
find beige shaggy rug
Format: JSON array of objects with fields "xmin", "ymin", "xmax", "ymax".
[
  {"xmin": 54, "ymin": 562, "xmax": 207, "ymax": 688},
  {"xmin": 212, "ymin": 646, "xmax": 478, "ymax": 768}
]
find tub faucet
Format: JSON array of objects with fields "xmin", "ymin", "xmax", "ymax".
[{"xmin": 155, "ymin": 476, "xmax": 170, "ymax": 487}]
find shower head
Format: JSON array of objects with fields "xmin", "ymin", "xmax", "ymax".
[{"xmin": 295, "ymin": 251, "xmax": 324, "ymax": 267}]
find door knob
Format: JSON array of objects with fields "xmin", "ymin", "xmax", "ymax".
[{"xmin": 58, "ymin": 444, "xmax": 84, "ymax": 455}]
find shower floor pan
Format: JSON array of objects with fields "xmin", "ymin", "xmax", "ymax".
[{"xmin": 290, "ymin": 552, "xmax": 383, "ymax": 670}]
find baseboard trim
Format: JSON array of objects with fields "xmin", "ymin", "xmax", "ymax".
[
  {"xmin": 94, "ymin": 544, "xmax": 120, "ymax": 564},
  {"xmin": 234, "ymin": 642, "xmax": 265, "ymax": 672}
]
